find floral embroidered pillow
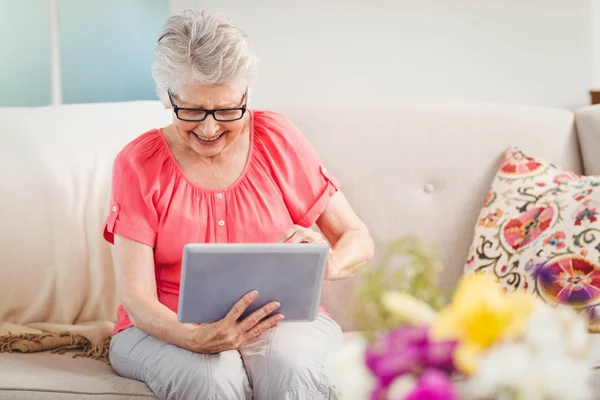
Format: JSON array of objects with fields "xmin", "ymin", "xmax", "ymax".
[{"xmin": 464, "ymin": 146, "xmax": 600, "ymax": 326}]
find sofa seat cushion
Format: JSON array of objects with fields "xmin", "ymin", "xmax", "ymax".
[
  {"xmin": 0, "ymin": 352, "xmax": 155, "ymax": 399},
  {"xmin": 3, "ymin": 332, "xmax": 599, "ymax": 399},
  {"xmin": 0, "ymin": 332, "xmax": 369, "ymax": 399},
  {"xmin": 0, "ymin": 332, "xmax": 370, "ymax": 399}
]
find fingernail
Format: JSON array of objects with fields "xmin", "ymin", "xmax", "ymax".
[
  {"xmin": 280, "ymin": 315, "xmax": 286, "ymax": 320},
  {"xmin": 275, "ymin": 302, "xmax": 281, "ymax": 308}
]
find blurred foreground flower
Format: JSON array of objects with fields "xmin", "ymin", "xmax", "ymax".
[
  {"xmin": 381, "ymin": 291, "xmax": 437, "ymax": 325},
  {"xmin": 430, "ymin": 274, "xmax": 539, "ymax": 375},
  {"xmin": 365, "ymin": 325, "xmax": 459, "ymax": 399},
  {"xmin": 358, "ymin": 237, "xmax": 594, "ymax": 399},
  {"xmin": 460, "ymin": 303, "xmax": 593, "ymax": 400},
  {"xmin": 404, "ymin": 369, "xmax": 457, "ymax": 400}
]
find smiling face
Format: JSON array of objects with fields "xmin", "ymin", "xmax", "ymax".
[{"xmin": 168, "ymin": 82, "xmax": 248, "ymax": 159}]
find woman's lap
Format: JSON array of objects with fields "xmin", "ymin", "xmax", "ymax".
[
  {"xmin": 240, "ymin": 313, "xmax": 343, "ymax": 399},
  {"xmin": 109, "ymin": 313, "xmax": 343, "ymax": 400}
]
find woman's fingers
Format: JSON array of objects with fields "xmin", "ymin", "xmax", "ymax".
[
  {"xmin": 279, "ymin": 225, "xmax": 325, "ymax": 244},
  {"xmin": 225, "ymin": 290, "xmax": 259, "ymax": 323},
  {"xmin": 240, "ymin": 300, "xmax": 281, "ymax": 331},
  {"xmin": 242, "ymin": 313, "xmax": 285, "ymax": 344},
  {"xmin": 278, "ymin": 225, "xmax": 300, "ymax": 242}
]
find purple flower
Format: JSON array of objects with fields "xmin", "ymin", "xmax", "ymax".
[
  {"xmin": 405, "ymin": 369, "xmax": 458, "ymax": 400},
  {"xmin": 370, "ymin": 382, "xmax": 387, "ymax": 400},
  {"xmin": 365, "ymin": 325, "xmax": 458, "ymax": 399},
  {"xmin": 425, "ymin": 339, "xmax": 457, "ymax": 373},
  {"xmin": 385, "ymin": 324, "xmax": 429, "ymax": 347},
  {"xmin": 372, "ymin": 345, "xmax": 424, "ymax": 386}
]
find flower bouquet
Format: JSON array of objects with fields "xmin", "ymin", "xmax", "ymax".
[{"xmin": 355, "ymin": 237, "xmax": 594, "ymax": 400}]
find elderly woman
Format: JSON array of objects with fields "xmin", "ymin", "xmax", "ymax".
[{"xmin": 104, "ymin": 9, "xmax": 373, "ymax": 400}]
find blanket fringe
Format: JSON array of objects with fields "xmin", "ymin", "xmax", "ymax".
[{"xmin": 0, "ymin": 332, "xmax": 111, "ymax": 365}]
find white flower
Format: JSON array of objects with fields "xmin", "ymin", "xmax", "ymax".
[
  {"xmin": 523, "ymin": 304, "xmax": 563, "ymax": 351},
  {"xmin": 462, "ymin": 341, "xmax": 591, "ymax": 400},
  {"xmin": 327, "ymin": 333, "xmax": 375, "ymax": 400},
  {"xmin": 461, "ymin": 304, "xmax": 593, "ymax": 400},
  {"xmin": 381, "ymin": 291, "xmax": 437, "ymax": 325},
  {"xmin": 387, "ymin": 375, "xmax": 417, "ymax": 400},
  {"xmin": 524, "ymin": 304, "xmax": 591, "ymax": 359},
  {"xmin": 461, "ymin": 342, "xmax": 534, "ymax": 400}
]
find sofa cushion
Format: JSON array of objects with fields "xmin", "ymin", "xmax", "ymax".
[
  {"xmin": 463, "ymin": 146, "xmax": 600, "ymax": 325},
  {"xmin": 0, "ymin": 332, "xmax": 368, "ymax": 399},
  {"xmin": 0, "ymin": 352, "xmax": 155, "ymax": 399},
  {"xmin": 0, "ymin": 101, "xmax": 171, "ymax": 327}
]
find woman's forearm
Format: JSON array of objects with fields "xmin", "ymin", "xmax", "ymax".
[
  {"xmin": 124, "ymin": 297, "xmax": 196, "ymax": 351},
  {"xmin": 327, "ymin": 228, "xmax": 374, "ymax": 280}
]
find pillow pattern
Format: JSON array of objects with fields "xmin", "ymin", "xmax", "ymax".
[{"xmin": 464, "ymin": 146, "xmax": 600, "ymax": 325}]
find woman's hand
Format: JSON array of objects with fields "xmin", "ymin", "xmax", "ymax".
[
  {"xmin": 187, "ymin": 291, "xmax": 284, "ymax": 354},
  {"xmin": 279, "ymin": 225, "xmax": 336, "ymax": 279},
  {"xmin": 278, "ymin": 224, "xmax": 327, "ymax": 244}
]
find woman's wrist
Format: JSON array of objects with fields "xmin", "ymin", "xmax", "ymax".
[{"xmin": 178, "ymin": 322, "xmax": 203, "ymax": 352}]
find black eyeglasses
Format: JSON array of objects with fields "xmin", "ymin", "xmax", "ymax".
[{"xmin": 167, "ymin": 89, "xmax": 247, "ymax": 122}]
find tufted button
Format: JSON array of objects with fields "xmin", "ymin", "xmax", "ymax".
[
  {"xmin": 218, "ymin": 220, "xmax": 225, "ymax": 227},
  {"xmin": 424, "ymin": 183, "xmax": 435, "ymax": 194},
  {"xmin": 216, "ymin": 193, "xmax": 223, "ymax": 199}
]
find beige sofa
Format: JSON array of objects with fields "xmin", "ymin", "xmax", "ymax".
[{"xmin": 1, "ymin": 100, "xmax": 600, "ymax": 399}]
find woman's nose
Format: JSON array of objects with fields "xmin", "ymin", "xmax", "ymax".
[{"xmin": 198, "ymin": 116, "xmax": 219, "ymax": 137}]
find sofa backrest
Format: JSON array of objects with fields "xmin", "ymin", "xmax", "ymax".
[
  {"xmin": 576, "ymin": 105, "xmax": 600, "ymax": 174},
  {"xmin": 274, "ymin": 103, "xmax": 582, "ymax": 328},
  {"xmin": 0, "ymin": 101, "xmax": 582, "ymax": 330}
]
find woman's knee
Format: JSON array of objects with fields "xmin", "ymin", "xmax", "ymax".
[
  {"xmin": 171, "ymin": 363, "xmax": 250, "ymax": 400},
  {"xmin": 208, "ymin": 354, "xmax": 252, "ymax": 399},
  {"xmin": 265, "ymin": 354, "xmax": 337, "ymax": 399}
]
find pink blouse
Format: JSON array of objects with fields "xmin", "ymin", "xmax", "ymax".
[{"xmin": 103, "ymin": 110, "xmax": 340, "ymax": 335}]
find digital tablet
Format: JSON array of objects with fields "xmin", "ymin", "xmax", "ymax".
[{"xmin": 177, "ymin": 243, "xmax": 329, "ymax": 324}]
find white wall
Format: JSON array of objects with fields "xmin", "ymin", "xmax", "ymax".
[
  {"xmin": 170, "ymin": 0, "xmax": 202, "ymax": 14},
  {"xmin": 593, "ymin": 0, "xmax": 600, "ymax": 89},
  {"xmin": 171, "ymin": 0, "xmax": 593, "ymax": 110}
]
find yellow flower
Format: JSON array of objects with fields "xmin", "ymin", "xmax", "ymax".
[
  {"xmin": 503, "ymin": 291, "xmax": 540, "ymax": 338},
  {"xmin": 453, "ymin": 342, "xmax": 481, "ymax": 376},
  {"xmin": 430, "ymin": 274, "xmax": 539, "ymax": 375}
]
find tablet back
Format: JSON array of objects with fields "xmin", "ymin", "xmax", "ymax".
[{"xmin": 177, "ymin": 243, "xmax": 328, "ymax": 324}]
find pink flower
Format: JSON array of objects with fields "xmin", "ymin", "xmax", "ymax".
[
  {"xmin": 365, "ymin": 325, "xmax": 458, "ymax": 399},
  {"xmin": 405, "ymin": 369, "xmax": 458, "ymax": 400}
]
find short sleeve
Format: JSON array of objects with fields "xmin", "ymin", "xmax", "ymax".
[
  {"xmin": 259, "ymin": 112, "xmax": 341, "ymax": 227},
  {"xmin": 103, "ymin": 150, "xmax": 158, "ymax": 247}
]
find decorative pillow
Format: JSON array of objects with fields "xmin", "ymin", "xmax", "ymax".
[{"xmin": 464, "ymin": 146, "xmax": 600, "ymax": 326}]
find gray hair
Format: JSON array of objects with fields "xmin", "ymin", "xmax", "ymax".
[{"xmin": 152, "ymin": 9, "xmax": 258, "ymax": 104}]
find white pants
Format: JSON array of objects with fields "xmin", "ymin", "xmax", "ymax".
[{"xmin": 109, "ymin": 313, "xmax": 343, "ymax": 400}]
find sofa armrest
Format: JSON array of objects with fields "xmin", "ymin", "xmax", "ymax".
[{"xmin": 575, "ymin": 105, "xmax": 600, "ymax": 175}]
